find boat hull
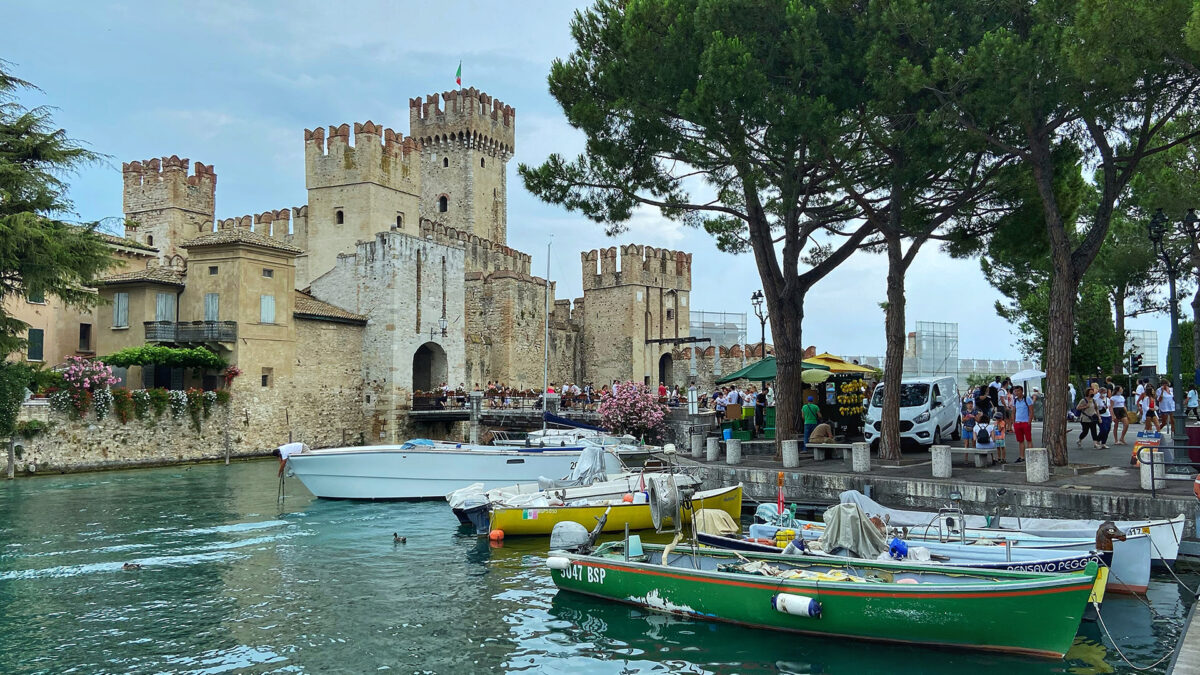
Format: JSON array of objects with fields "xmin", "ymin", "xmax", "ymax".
[
  {"xmin": 550, "ymin": 544, "xmax": 1095, "ymax": 658},
  {"xmin": 491, "ymin": 485, "xmax": 742, "ymax": 536},
  {"xmin": 287, "ymin": 445, "xmax": 622, "ymax": 500}
]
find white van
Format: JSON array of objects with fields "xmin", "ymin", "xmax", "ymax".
[{"xmin": 863, "ymin": 377, "xmax": 960, "ymax": 449}]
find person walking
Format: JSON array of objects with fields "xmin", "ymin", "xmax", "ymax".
[
  {"xmin": 801, "ymin": 396, "xmax": 822, "ymax": 451},
  {"xmin": 1187, "ymin": 385, "xmax": 1199, "ymax": 422},
  {"xmin": 1111, "ymin": 386, "xmax": 1129, "ymax": 445},
  {"xmin": 1157, "ymin": 380, "xmax": 1176, "ymax": 436},
  {"xmin": 1067, "ymin": 381, "xmax": 1077, "ymax": 422},
  {"xmin": 1139, "ymin": 387, "xmax": 1159, "ymax": 433},
  {"xmin": 1076, "ymin": 386, "xmax": 1101, "ymax": 449},
  {"xmin": 1011, "ymin": 385, "xmax": 1037, "ymax": 462},
  {"xmin": 1094, "ymin": 386, "xmax": 1112, "ymax": 449}
]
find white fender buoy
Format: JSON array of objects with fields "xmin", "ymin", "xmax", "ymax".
[
  {"xmin": 547, "ymin": 556, "xmax": 572, "ymax": 571},
  {"xmin": 773, "ymin": 593, "xmax": 822, "ymax": 618}
]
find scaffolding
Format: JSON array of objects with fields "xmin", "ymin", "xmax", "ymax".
[
  {"xmin": 910, "ymin": 321, "xmax": 959, "ymax": 378},
  {"xmin": 1126, "ymin": 329, "xmax": 1160, "ymax": 370},
  {"xmin": 690, "ymin": 310, "xmax": 747, "ymax": 347}
]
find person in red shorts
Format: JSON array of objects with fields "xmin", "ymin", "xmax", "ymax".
[{"xmin": 1010, "ymin": 385, "xmax": 1038, "ymax": 463}]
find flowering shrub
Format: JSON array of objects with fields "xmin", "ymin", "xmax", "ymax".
[
  {"xmin": 221, "ymin": 365, "xmax": 243, "ymax": 387},
  {"xmin": 185, "ymin": 388, "xmax": 204, "ymax": 431},
  {"xmin": 598, "ymin": 381, "xmax": 669, "ymax": 443},
  {"xmin": 62, "ymin": 356, "xmax": 119, "ymax": 392},
  {"xmin": 202, "ymin": 390, "xmax": 217, "ymax": 418},
  {"xmin": 169, "ymin": 390, "xmax": 188, "ymax": 419},
  {"xmin": 92, "ymin": 387, "xmax": 114, "ymax": 420},
  {"xmin": 131, "ymin": 389, "xmax": 151, "ymax": 420},
  {"xmin": 148, "ymin": 388, "xmax": 169, "ymax": 418},
  {"xmin": 113, "ymin": 388, "xmax": 135, "ymax": 424},
  {"xmin": 215, "ymin": 390, "xmax": 231, "ymax": 406},
  {"xmin": 50, "ymin": 387, "xmax": 91, "ymax": 419}
]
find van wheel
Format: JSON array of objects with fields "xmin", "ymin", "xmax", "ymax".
[
  {"xmin": 933, "ymin": 428, "xmax": 943, "ymax": 446},
  {"xmin": 950, "ymin": 420, "xmax": 961, "ymax": 441}
]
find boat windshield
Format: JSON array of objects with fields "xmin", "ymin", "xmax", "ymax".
[{"xmin": 871, "ymin": 384, "xmax": 930, "ymax": 408}]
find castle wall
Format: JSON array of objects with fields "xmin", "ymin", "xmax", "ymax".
[
  {"xmin": 419, "ymin": 219, "xmax": 529, "ymax": 276},
  {"xmin": 122, "ymin": 157, "xmax": 216, "ymax": 264},
  {"xmin": 302, "ymin": 123, "xmax": 421, "ymax": 288},
  {"xmin": 308, "ymin": 231, "xmax": 465, "ymax": 443},
  {"xmin": 410, "ymin": 89, "xmax": 514, "ymax": 244},
  {"xmin": 671, "ymin": 344, "xmax": 765, "ymax": 393}
]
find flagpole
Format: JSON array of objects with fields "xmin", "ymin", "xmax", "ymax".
[{"xmin": 543, "ymin": 235, "xmax": 552, "ymax": 431}]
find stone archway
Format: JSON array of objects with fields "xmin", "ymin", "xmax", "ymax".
[
  {"xmin": 413, "ymin": 342, "xmax": 448, "ymax": 392},
  {"xmin": 658, "ymin": 353, "xmax": 674, "ymax": 388}
]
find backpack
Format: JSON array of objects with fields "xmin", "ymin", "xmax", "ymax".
[{"xmin": 975, "ymin": 425, "xmax": 991, "ymax": 444}]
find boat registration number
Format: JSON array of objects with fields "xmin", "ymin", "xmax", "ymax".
[
  {"xmin": 561, "ymin": 564, "xmax": 606, "ymax": 584},
  {"xmin": 1127, "ymin": 526, "xmax": 1150, "ymax": 535}
]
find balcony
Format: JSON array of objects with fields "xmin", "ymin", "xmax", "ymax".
[{"xmin": 144, "ymin": 321, "xmax": 237, "ymax": 344}]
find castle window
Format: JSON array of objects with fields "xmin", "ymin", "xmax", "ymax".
[
  {"xmin": 261, "ymin": 367, "xmax": 273, "ymax": 388},
  {"xmin": 443, "ymin": 157, "xmax": 449, "ymax": 168},
  {"xmin": 395, "ymin": 214, "xmax": 403, "ymax": 229},
  {"xmin": 335, "ymin": 209, "xmax": 344, "ymax": 225},
  {"xmin": 262, "ymin": 268, "xmax": 274, "ymax": 279},
  {"xmin": 481, "ymin": 158, "xmax": 485, "ymax": 168},
  {"xmin": 438, "ymin": 196, "xmax": 448, "ymax": 212},
  {"xmin": 666, "ymin": 309, "xmax": 675, "ymax": 321},
  {"xmin": 208, "ymin": 266, "xmax": 218, "ymax": 275},
  {"xmin": 147, "ymin": 235, "xmax": 154, "ymax": 246}
]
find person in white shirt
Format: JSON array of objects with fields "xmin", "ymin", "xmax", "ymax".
[
  {"xmin": 1093, "ymin": 387, "xmax": 1111, "ymax": 449},
  {"xmin": 1188, "ymin": 386, "xmax": 1199, "ymax": 421},
  {"xmin": 1110, "ymin": 386, "xmax": 1128, "ymax": 445},
  {"xmin": 1067, "ymin": 382, "xmax": 1077, "ymax": 421},
  {"xmin": 1157, "ymin": 380, "xmax": 1176, "ymax": 435}
]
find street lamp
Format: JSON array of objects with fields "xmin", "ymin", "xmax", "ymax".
[
  {"xmin": 750, "ymin": 290, "xmax": 768, "ymax": 360},
  {"xmin": 1147, "ymin": 208, "xmax": 1186, "ymax": 440},
  {"xmin": 429, "ymin": 315, "xmax": 448, "ymax": 341}
]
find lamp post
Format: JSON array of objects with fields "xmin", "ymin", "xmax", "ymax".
[
  {"xmin": 1147, "ymin": 208, "xmax": 1186, "ymax": 439},
  {"xmin": 750, "ymin": 290, "xmax": 767, "ymax": 360},
  {"xmin": 429, "ymin": 315, "xmax": 447, "ymax": 341}
]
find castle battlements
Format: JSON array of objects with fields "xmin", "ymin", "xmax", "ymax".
[
  {"xmin": 419, "ymin": 218, "xmax": 530, "ymax": 275},
  {"xmin": 122, "ymin": 156, "xmax": 216, "ymax": 216},
  {"xmin": 215, "ymin": 207, "xmax": 304, "ymax": 241},
  {"xmin": 581, "ymin": 244, "xmax": 692, "ymax": 291},
  {"xmin": 304, "ymin": 122, "xmax": 421, "ymax": 193},
  {"xmin": 409, "ymin": 88, "xmax": 515, "ymax": 157}
]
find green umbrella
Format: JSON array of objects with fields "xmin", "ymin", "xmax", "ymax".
[{"xmin": 715, "ymin": 356, "xmax": 828, "ymax": 384}]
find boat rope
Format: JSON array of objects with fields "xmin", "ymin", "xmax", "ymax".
[
  {"xmin": 1096, "ymin": 558, "xmax": 1181, "ymax": 625},
  {"xmin": 1091, "ymin": 601, "xmax": 1177, "ymax": 672},
  {"xmin": 1148, "ymin": 535, "xmax": 1198, "ymax": 597}
]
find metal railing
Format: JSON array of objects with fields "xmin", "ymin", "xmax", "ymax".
[
  {"xmin": 1133, "ymin": 443, "xmax": 1198, "ymax": 498},
  {"xmin": 144, "ymin": 321, "xmax": 237, "ymax": 343}
]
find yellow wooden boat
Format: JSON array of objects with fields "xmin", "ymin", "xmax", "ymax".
[{"xmin": 489, "ymin": 484, "xmax": 742, "ymax": 536}]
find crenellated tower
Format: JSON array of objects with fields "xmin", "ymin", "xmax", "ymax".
[
  {"xmin": 301, "ymin": 121, "xmax": 422, "ymax": 287},
  {"xmin": 122, "ymin": 156, "xmax": 216, "ymax": 265},
  {"xmin": 409, "ymin": 88, "xmax": 515, "ymax": 245},
  {"xmin": 580, "ymin": 245, "xmax": 692, "ymax": 387}
]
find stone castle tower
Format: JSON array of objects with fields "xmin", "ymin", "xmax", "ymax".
[
  {"xmin": 122, "ymin": 156, "xmax": 216, "ymax": 266},
  {"xmin": 296, "ymin": 122, "xmax": 423, "ymax": 287},
  {"xmin": 581, "ymin": 244, "xmax": 692, "ymax": 387},
  {"xmin": 410, "ymin": 88, "xmax": 514, "ymax": 245}
]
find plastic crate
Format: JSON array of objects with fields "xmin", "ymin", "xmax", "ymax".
[
  {"xmin": 731, "ymin": 430, "xmax": 752, "ymax": 441},
  {"xmin": 741, "ymin": 407, "xmax": 755, "ymax": 420},
  {"xmin": 764, "ymin": 427, "xmax": 776, "ymax": 440},
  {"xmin": 764, "ymin": 408, "xmax": 777, "ymax": 424}
]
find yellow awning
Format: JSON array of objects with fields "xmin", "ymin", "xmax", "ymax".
[{"xmin": 803, "ymin": 353, "xmax": 876, "ymax": 374}]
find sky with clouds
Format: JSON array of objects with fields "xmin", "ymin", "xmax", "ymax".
[{"xmin": 5, "ymin": 1, "xmax": 1176, "ymax": 367}]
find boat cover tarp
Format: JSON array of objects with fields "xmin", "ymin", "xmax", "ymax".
[
  {"xmin": 815, "ymin": 502, "xmax": 886, "ymax": 559},
  {"xmin": 278, "ymin": 442, "xmax": 308, "ymax": 460},
  {"xmin": 543, "ymin": 412, "xmax": 606, "ymax": 432},
  {"xmin": 693, "ymin": 508, "xmax": 739, "ymax": 536},
  {"xmin": 537, "ymin": 443, "xmax": 610, "ymax": 490},
  {"xmin": 838, "ymin": 489, "xmax": 1168, "ymax": 535}
]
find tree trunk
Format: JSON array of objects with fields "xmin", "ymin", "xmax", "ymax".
[
  {"xmin": 879, "ymin": 235, "xmax": 907, "ymax": 460},
  {"xmin": 1045, "ymin": 268, "xmax": 1078, "ymax": 466},
  {"xmin": 1192, "ymin": 284, "xmax": 1200, "ymax": 377},
  {"xmin": 1112, "ymin": 288, "xmax": 1125, "ymax": 377},
  {"xmin": 771, "ymin": 299, "xmax": 805, "ymax": 452}
]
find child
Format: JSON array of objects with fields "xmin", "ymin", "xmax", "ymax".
[
  {"xmin": 992, "ymin": 411, "xmax": 1007, "ymax": 464},
  {"xmin": 961, "ymin": 400, "xmax": 977, "ymax": 449}
]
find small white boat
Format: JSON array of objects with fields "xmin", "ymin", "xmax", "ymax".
[
  {"xmin": 284, "ymin": 439, "xmax": 623, "ymax": 500},
  {"xmin": 840, "ymin": 490, "xmax": 1185, "ymax": 568}
]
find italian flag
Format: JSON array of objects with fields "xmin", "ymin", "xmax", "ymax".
[{"xmin": 456, "ymin": 61, "xmax": 462, "ymax": 86}]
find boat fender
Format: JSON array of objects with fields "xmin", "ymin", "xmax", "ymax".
[
  {"xmin": 888, "ymin": 537, "xmax": 908, "ymax": 560},
  {"xmin": 772, "ymin": 593, "xmax": 821, "ymax": 618},
  {"xmin": 547, "ymin": 556, "xmax": 572, "ymax": 571},
  {"xmin": 489, "ymin": 529, "xmax": 505, "ymax": 541},
  {"xmin": 622, "ymin": 493, "xmax": 634, "ymax": 503}
]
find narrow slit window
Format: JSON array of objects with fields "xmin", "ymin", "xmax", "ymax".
[
  {"xmin": 335, "ymin": 210, "xmax": 344, "ymax": 225},
  {"xmin": 438, "ymin": 196, "xmax": 448, "ymax": 212}
]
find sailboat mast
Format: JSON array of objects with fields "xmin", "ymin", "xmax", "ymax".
[{"xmin": 543, "ymin": 236, "xmax": 552, "ymax": 431}]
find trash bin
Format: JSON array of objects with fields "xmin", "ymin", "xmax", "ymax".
[{"xmin": 1186, "ymin": 425, "xmax": 1200, "ymax": 468}]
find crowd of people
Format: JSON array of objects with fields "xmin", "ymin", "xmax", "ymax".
[
  {"xmin": 959, "ymin": 377, "xmax": 1039, "ymax": 464},
  {"xmin": 1067, "ymin": 377, "xmax": 1199, "ymax": 445}
]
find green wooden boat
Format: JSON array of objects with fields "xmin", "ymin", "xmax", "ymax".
[{"xmin": 547, "ymin": 540, "xmax": 1097, "ymax": 659}]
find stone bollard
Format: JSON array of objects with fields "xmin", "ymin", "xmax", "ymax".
[
  {"xmin": 726, "ymin": 439, "xmax": 742, "ymax": 465},
  {"xmin": 851, "ymin": 442, "xmax": 871, "ymax": 473},
  {"xmin": 782, "ymin": 440, "xmax": 800, "ymax": 468},
  {"xmin": 1025, "ymin": 448, "xmax": 1050, "ymax": 483},
  {"xmin": 931, "ymin": 444, "xmax": 952, "ymax": 478},
  {"xmin": 690, "ymin": 434, "xmax": 704, "ymax": 459},
  {"xmin": 1139, "ymin": 450, "xmax": 1166, "ymax": 491},
  {"xmin": 706, "ymin": 437, "xmax": 720, "ymax": 462}
]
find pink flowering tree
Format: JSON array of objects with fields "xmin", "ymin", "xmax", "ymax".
[{"xmin": 598, "ymin": 381, "xmax": 669, "ymax": 443}]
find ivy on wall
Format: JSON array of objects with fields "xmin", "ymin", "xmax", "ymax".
[{"xmin": 101, "ymin": 346, "xmax": 227, "ymax": 373}]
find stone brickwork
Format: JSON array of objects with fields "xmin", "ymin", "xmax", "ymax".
[
  {"xmin": 672, "ymin": 344, "xmax": 769, "ymax": 392},
  {"xmin": 122, "ymin": 156, "xmax": 216, "ymax": 265},
  {"xmin": 309, "ymin": 231, "xmax": 466, "ymax": 443},
  {"xmin": 410, "ymin": 89, "xmax": 513, "ymax": 245}
]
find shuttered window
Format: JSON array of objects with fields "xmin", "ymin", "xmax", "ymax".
[
  {"xmin": 26, "ymin": 329, "xmax": 44, "ymax": 361},
  {"xmin": 112, "ymin": 292, "xmax": 129, "ymax": 328},
  {"xmin": 155, "ymin": 292, "xmax": 177, "ymax": 322},
  {"xmin": 260, "ymin": 295, "xmax": 276, "ymax": 324},
  {"xmin": 204, "ymin": 293, "xmax": 220, "ymax": 322}
]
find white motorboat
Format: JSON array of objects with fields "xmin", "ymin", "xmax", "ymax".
[
  {"xmin": 284, "ymin": 439, "xmax": 624, "ymax": 500},
  {"xmin": 840, "ymin": 490, "xmax": 1185, "ymax": 568}
]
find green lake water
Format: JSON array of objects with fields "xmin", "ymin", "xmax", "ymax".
[{"xmin": 0, "ymin": 459, "xmax": 1192, "ymax": 674}]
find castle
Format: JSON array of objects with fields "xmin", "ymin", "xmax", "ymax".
[{"xmin": 60, "ymin": 87, "xmax": 698, "ymax": 446}]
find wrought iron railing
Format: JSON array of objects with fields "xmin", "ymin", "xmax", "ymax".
[{"xmin": 144, "ymin": 321, "xmax": 237, "ymax": 343}]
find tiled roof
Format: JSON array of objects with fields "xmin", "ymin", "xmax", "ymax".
[
  {"xmin": 98, "ymin": 232, "xmax": 157, "ymax": 253},
  {"xmin": 293, "ymin": 291, "xmax": 366, "ymax": 324},
  {"xmin": 182, "ymin": 228, "xmax": 302, "ymax": 254},
  {"xmin": 97, "ymin": 266, "xmax": 185, "ymax": 287}
]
